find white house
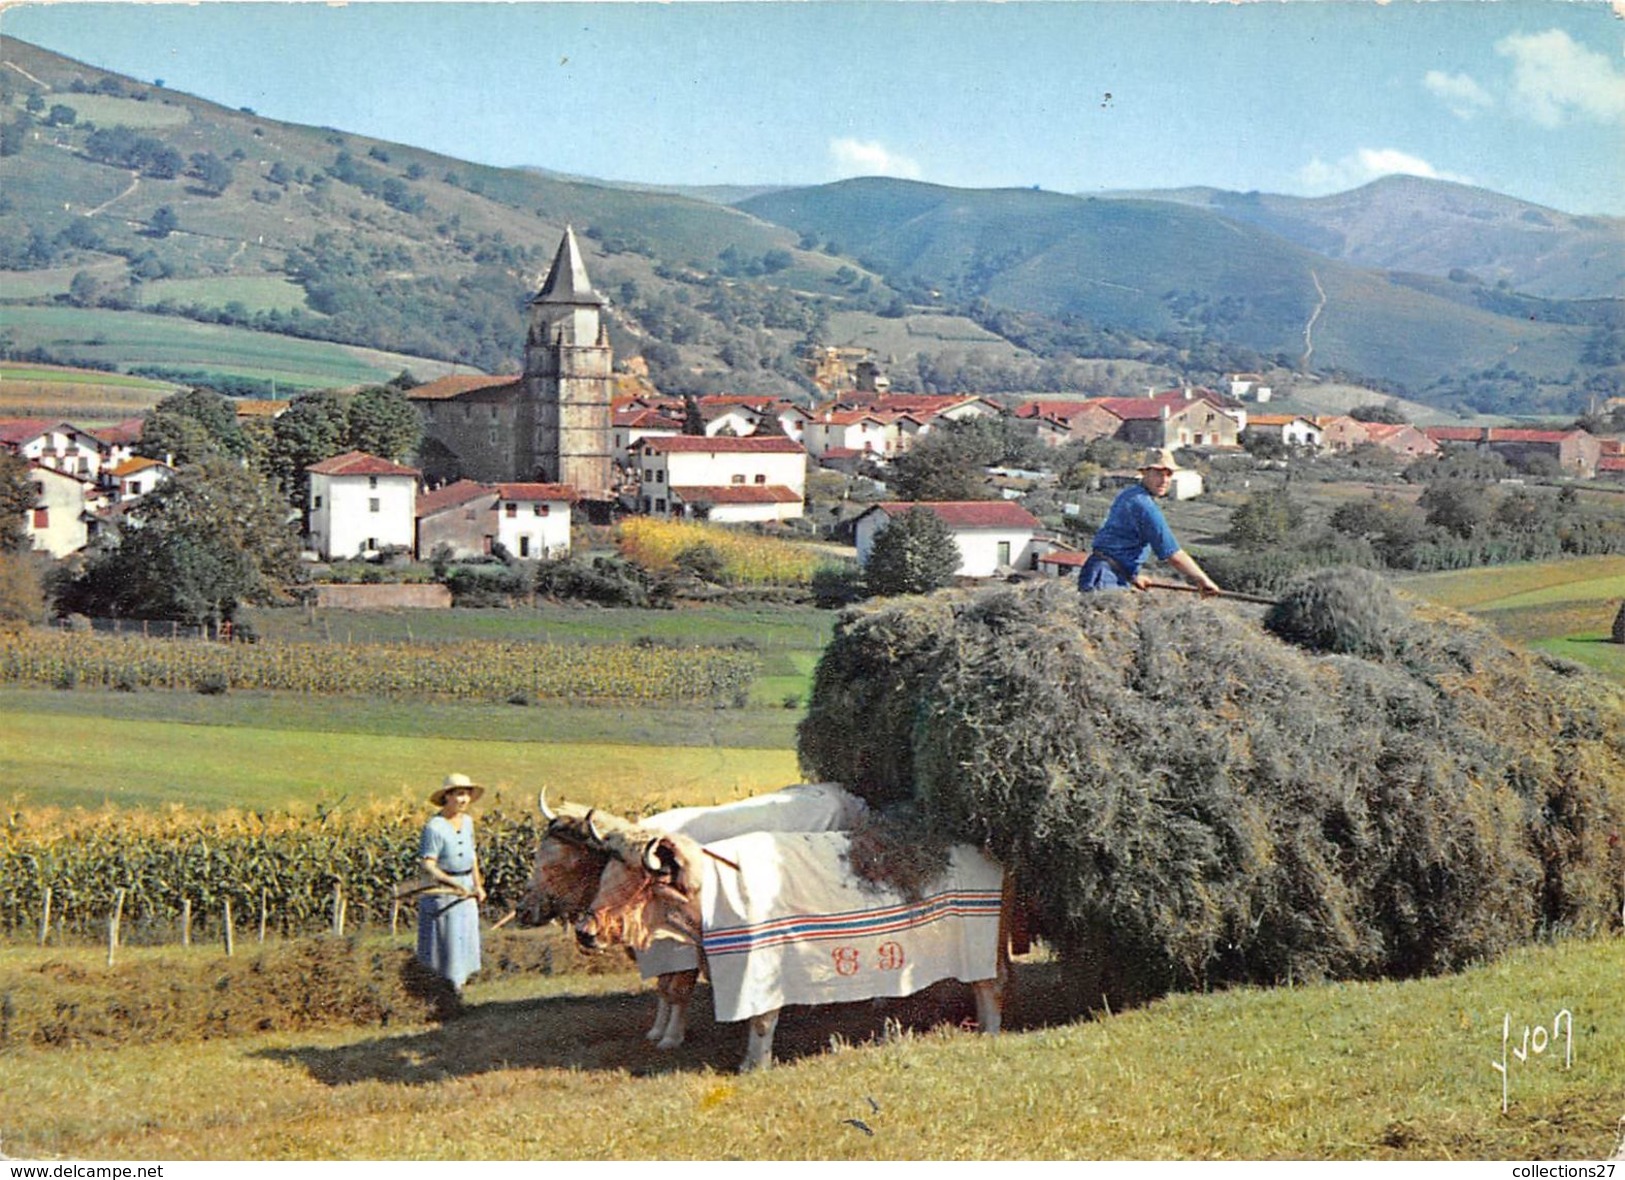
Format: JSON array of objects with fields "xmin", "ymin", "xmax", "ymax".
[
  {"xmin": 855, "ymin": 500, "xmax": 1046, "ymax": 577},
  {"xmin": 0, "ymin": 419, "xmax": 113, "ymax": 482},
  {"xmin": 1244, "ymin": 414, "xmax": 1323, "ymax": 449},
  {"xmin": 493, "ymin": 482, "xmax": 574, "ymax": 559},
  {"xmin": 633, "ymin": 436, "xmax": 807, "ymax": 522},
  {"xmin": 106, "ymin": 456, "xmax": 174, "ymax": 503},
  {"xmin": 306, "ymin": 450, "xmax": 420, "ymax": 560},
  {"xmin": 612, "ymin": 407, "xmax": 683, "ymax": 467},
  {"xmin": 802, "ymin": 410, "xmax": 899, "ymax": 460},
  {"xmin": 23, "ymin": 462, "xmax": 99, "ymax": 557}
]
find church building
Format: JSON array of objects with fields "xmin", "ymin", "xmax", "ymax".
[{"xmin": 409, "ymin": 227, "xmax": 614, "ymax": 498}]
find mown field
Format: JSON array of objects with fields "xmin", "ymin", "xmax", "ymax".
[
  {"xmin": 0, "ymin": 305, "xmax": 461, "ymax": 388},
  {"xmin": 0, "ymin": 360, "xmax": 179, "ymax": 420},
  {"xmin": 0, "ymin": 930, "xmax": 1618, "ymax": 1160}
]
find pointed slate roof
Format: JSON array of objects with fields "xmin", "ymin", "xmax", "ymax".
[{"xmin": 533, "ymin": 225, "xmax": 605, "ymax": 306}]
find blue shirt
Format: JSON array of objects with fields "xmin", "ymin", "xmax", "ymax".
[{"xmin": 1090, "ymin": 483, "xmax": 1181, "ymax": 578}]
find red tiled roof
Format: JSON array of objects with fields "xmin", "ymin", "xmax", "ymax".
[
  {"xmin": 614, "ymin": 409, "xmax": 683, "ymax": 429},
  {"xmin": 0, "ymin": 418, "xmax": 69, "ymax": 445},
  {"xmin": 235, "ymin": 400, "xmax": 291, "ymax": 418},
  {"xmin": 1038, "ymin": 550, "xmax": 1092, "ymax": 567},
  {"xmin": 89, "ymin": 418, "xmax": 147, "ymax": 446},
  {"xmin": 873, "ymin": 500, "xmax": 1040, "ymax": 529},
  {"xmin": 110, "ymin": 457, "xmax": 170, "ymax": 477},
  {"xmin": 670, "ymin": 484, "xmax": 802, "ymax": 505},
  {"xmin": 1423, "ymin": 426, "xmax": 1487, "ymax": 441},
  {"xmin": 637, "ymin": 436, "xmax": 805, "ymax": 455},
  {"xmin": 816, "ymin": 409, "xmax": 894, "ymax": 426},
  {"xmin": 1597, "ymin": 456, "xmax": 1625, "ymax": 472},
  {"xmin": 416, "ymin": 480, "xmax": 492, "ymax": 517},
  {"xmin": 820, "ymin": 447, "xmax": 866, "ymax": 459},
  {"xmin": 1013, "ymin": 399, "xmax": 1108, "ymax": 420},
  {"xmin": 496, "ymin": 482, "xmax": 576, "ymax": 502},
  {"xmin": 1485, "ymin": 428, "xmax": 1580, "ymax": 443},
  {"xmin": 1091, "ymin": 398, "xmax": 1167, "ymax": 420},
  {"xmin": 307, "ymin": 450, "xmax": 421, "ymax": 477},
  {"xmin": 406, "ymin": 374, "xmax": 522, "ymax": 401}
]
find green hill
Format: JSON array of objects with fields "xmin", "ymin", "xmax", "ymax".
[{"xmin": 740, "ymin": 178, "xmax": 1614, "ymax": 410}]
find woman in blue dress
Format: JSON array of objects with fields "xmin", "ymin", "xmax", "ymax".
[{"xmin": 417, "ymin": 773, "xmax": 487, "ymax": 994}]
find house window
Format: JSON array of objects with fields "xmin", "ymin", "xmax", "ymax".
[
  {"xmin": 368, "ymin": 498, "xmax": 380, "ymax": 513},
  {"xmin": 313, "ymin": 495, "xmax": 323, "ymax": 509},
  {"xmin": 465, "ymin": 508, "xmax": 477, "ymax": 520},
  {"xmin": 730, "ymin": 474, "xmax": 745, "ymax": 485},
  {"xmin": 490, "ymin": 405, "xmax": 500, "ymax": 419},
  {"xmin": 754, "ymin": 473, "xmax": 766, "ymax": 484},
  {"xmin": 997, "ymin": 541, "xmax": 1012, "ymax": 567},
  {"xmin": 369, "ymin": 476, "xmax": 378, "ymax": 489},
  {"xmin": 505, "ymin": 503, "xmax": 518, "ymax": 518},
  {"xmin": 32, "ymin": 508, "xmax": 48, "ymax": 528},
  {"xmin": 533, "ymin": 504, "xmax": 548, "ymax": 516},
  {"xmin": 655, "ymin": 498, "xmax": 667, "ymax": 513},
  {"xmin": 518, "ymin": 536, "xmax": 531, "ymax": 558},
  {"xmin": 128, "ymin": 481, "xmax": 142, "ymax": 496},
  {"xmin": 365, "ymin": 537, "xmax": 378, "ymax": 551},
  {"xmin": 463, "ymin": 405, "xmax": 473, "ymax": 420},
  {"xmin": 656, "ymin": 470, "xmax": 665, "ymax": 484}
]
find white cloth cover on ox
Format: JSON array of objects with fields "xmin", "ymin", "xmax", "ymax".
[
  {"xmin": 698, "ymin": 830, "xmax": 1003, "ymax": 1024},
  {"xmin": 632, "ymin": 784, "xmax": 871, "ymax": 981}
]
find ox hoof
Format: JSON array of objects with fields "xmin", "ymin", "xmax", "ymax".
[
  {"xmin": 656, "ymin": 1036, "xmax": 683, "ymax": 1051},
  {"xmin": 644, "ymin": 1029, "xmax": 664, "ymax": 1043}
]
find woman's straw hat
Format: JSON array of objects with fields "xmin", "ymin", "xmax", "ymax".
[{"xmin": 429, "ymin": 772, "xmax": 484, "ymax": 806}]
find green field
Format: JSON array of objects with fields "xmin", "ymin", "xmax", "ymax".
[
  {"xmin": 28, "ymin": 93, "xmax": 193, "ymax": 130},
  {"xmin": 0, "ymin": 305, "xmax": 460, "ymax": 387},
  {"xmin": 1398, "ymin": 555, "xmax": 1625, "ymax": 612},
  {"xmin": 0, "ymin": 361, "xmax": 178, "ymax": 390},
  {"xmin": 134, "ymin": 274, "xmax": 311, "ymax": 315}
]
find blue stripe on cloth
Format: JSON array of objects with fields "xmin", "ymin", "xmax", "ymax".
[{"xmin": 703, "ymin": 889, "xmax": 1002, "ymax": 957}]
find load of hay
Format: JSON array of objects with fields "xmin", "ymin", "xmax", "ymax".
[{"xmin": 798, "ymin": 570, "xmax": 1625, "ymax": 1004}]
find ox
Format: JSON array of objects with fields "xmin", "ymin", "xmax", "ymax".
[
  {"xmin": 577, "ymin": 827, "xmax": 1012, "ymax": 1072},
  {"xmin": 516, "ymin": 784, "xmax": 868, "ymax": 1049}
]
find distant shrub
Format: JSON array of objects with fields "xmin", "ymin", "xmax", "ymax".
[{"xmin": 193, "ymin": 672, "xmax": 229, "ymax": 695}]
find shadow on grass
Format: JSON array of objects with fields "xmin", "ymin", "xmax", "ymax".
[{"xmin": 253, "ymin": 959, "xmax": 1096, "ymax": 1085}]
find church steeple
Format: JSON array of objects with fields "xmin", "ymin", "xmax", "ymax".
[{"xmin": 533, "ymin": 225, "xmax": 606, "ymax": 307}]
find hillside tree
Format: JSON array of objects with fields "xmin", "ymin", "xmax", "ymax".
[
  {"xmin": 138, "ymin": 387, "xmax": 245, "ymax": 465},
  {"xmin": 0, "ymin": 452, "xmax": 34, "ymax": 553},
  {"xmin": 269, "ymin": 389, "xmax": 349, "ymax": 506}
]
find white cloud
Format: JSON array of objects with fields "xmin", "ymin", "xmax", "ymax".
[
  {"xmin": 1496, "ymin": 29, "xmax": 1625, "ymax": 127},
  {"xmin": 829, "ymin": 137, "xmax": 922, "ymax": 180},
  {"xmin": 1297, "ymin": 148, "xmax": 1473, "ymax": 193},
  {"xmin": 1424, "ymin": 70, "xmax": 1494, "ymax": 119}
]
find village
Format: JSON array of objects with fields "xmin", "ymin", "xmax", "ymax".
[{"xmin": 8, "ymin": 228, "xmax": 1624, "ymax": 599}]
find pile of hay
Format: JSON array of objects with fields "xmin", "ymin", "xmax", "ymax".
[{"xmin": 798, "ymin": 570, "xmax": 1625, "ymax": 1003}]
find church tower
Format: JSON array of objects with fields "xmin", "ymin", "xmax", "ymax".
[{"xmin": 520, "ymin": 226, "xmax": 613, "ymax": 497}]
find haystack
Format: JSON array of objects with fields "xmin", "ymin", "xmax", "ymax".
[{"xmin": 798, "ymin": 570, "xmax": 1625, "ymax": 1003}]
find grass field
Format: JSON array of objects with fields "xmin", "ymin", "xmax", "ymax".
[
  {"xmin": 36, "ymin": 93, "xmax": 193, "ymax": 130},
  {"xmin": 0, "ymin": 360, "xmax": 180, "ymax": 419},
  {"xmin": 1, "ymin": 931, "xmax": 1617, "ymax": 1160},
  {"xmin": 0, "ymin": 305, "xmax": 460, "ymax": 388},
  {"xmin": 1, "ymin": 699, "xmax": 799, "ymax": 814},
  {"xmin": 134, "ymin": 274, "xmax": 311, "ymax": 315}
]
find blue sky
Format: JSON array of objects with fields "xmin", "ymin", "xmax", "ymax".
[{"xmin": 4, "ymin": 1, "xmax": 1624, "ymax": 216}]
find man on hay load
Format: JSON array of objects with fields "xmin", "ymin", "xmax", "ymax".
[{"xmin": 1078, "ymin": 447, "xmax": 1223, "ymax": 596}]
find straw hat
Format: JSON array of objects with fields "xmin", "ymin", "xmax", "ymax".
[
  {"xmin": 429, "ymin": 772, "xmax": 484, "ymax": 806},
  {"xmin": 1138, "ymin": 447, "xmax": 1184, "ymax": 473}
]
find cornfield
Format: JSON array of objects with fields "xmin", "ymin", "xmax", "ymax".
[
  {"xmin": 617, "ymin": 518, "xmax": 825, "ymax": 586},
  {"xmin": 0, "ymin": 802, "xmax": 546, "ymax": 941},
  {"xmin": 0, "ymin": 630, "xmax": 757, "ymax": 706}
]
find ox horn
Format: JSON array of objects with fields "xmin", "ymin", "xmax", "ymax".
[
  {"xmin": 586, "ymin": 810, "xmax": 605, "ymax": 845},
  {"xmin": 538, "ymin": 788, "xmax": 557, "ymax": 822},
  {"xmin": 643, "ymin": 837, "xmax": 665, "ymax": 874}
]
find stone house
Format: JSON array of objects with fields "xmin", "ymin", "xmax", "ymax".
[{"xmin": 23, "ymin": 462, "xmax": 100, "ymax": 557}]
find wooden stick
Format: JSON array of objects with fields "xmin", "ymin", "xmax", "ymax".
[
  {"xmin": 259, "ymin": 888, "xmax": 268, "ymax": 943},
  {"xmin": 1141, "ymin": 580, "xmax": 1279, "ymax": 606},
  {"xmin": 38, "ymin": 886, "xmax": 50, "ymax": 946},
  {"xmin": 182, "ymin": 897, "xmax": 192, "ymax": 946},
  {"xmin": 331, "ymin": 881, "xmax": 345, "ymax": 937},
  {"xmin": 390, "ymin": 899, "xmax": 400, "ymax": 937},
  {"xmin": 108, "ymin": 888, "xmax": 125, "ymax": 967},
  {"xmin": 702, "ymin": 847, "xmax": 742, "ymax": 872},
  {"xmin": 491, "ymin": 909, "xmax": 517, "ymax": 930},
  {"xmin": 223, "ymin": 897, "xmax": 234, "ymax": 957}
]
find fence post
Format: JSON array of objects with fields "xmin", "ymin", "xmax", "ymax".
[
  {"xmin": 38, "ymin": 887, "xmax": 51, "ymax": 946},
  {"xmin": 331, "ymin": 881, "xmax": 345, "ymax": 937},
  {"xmin": 223, "ymin": 897, "xmax": 234, "ymax": 957},
  {"xmin": 181, "ymin": 897, "xmax": 192, "ymax": 946},
  {"xmin": 259, "ymin": 889, "xmax": 268, "ymax": 943},
  {"xmin": 390, "ymin": 899, "xmax": 400, "ymax": 938},
  {"xmin": 107, "ymin": 888, "xmax": 125, "ymax": 967}
]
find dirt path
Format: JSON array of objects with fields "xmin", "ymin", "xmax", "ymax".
[
  {"xmin": 1302, "ymin": 269, "xmax": 1327, "ymax": 372},
  {"xmin": 86, "ymin": 172, "xmax": 140, "ymax": 217}
]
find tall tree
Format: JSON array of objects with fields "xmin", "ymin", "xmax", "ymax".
[
  {"xmin": 0, "ymin": 452, "xmax": 35, "ymax": 553},
  {"xmin": 864, "ymin": 507, "xmax": 962, "ymax": 596},
  {"xmin": 345, "ymin": 385, "xmax": 421, "ymax": 462},
  {"xmin": 269, "ymin": 389, "xmax": 349, "ymax": 506},
  {"xmin": 58, "ymin": 460, "xmax": 300, "ymax": 624},
  {"xmin": 138, "ymin": 387, "xmax": 244, "ymax": 464}
]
